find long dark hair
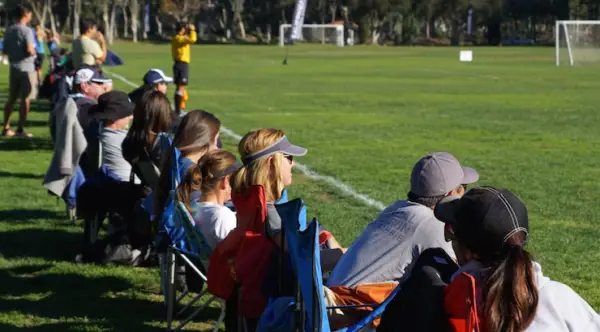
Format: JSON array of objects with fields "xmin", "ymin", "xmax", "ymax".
[
  {"xmin": 122, "ymin": 91, "xmax": 172, "ymax": 165},
  {"xmin": 482, "ymin": 233, "xmax": 538, "ymax": 332},
  {"xmin": 176, "ymin": 150, "xmax": 237, "ymax": 212},
  {"xmin": 154, "ymin": 110, "xmax": 221, "ymax": 219}
]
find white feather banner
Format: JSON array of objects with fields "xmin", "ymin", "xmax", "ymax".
[{"xmin": 290, "ymin": 0, "xmax": 308, "ymax": 41}]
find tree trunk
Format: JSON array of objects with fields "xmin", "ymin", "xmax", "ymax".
[
  {"xmin": 48, "ymin": 3, "xmax": 58, "ymax": 36},
  {"xmin": 31, "ymin": 0, "xmax": 48, "ymax": 27},
  {"xmin": 266, "ymin": 24, "xmax": 271, "ymax": 44},
  {"xmin": 142, "ymin": 4, "xmax": 148, "ymax": 40},
  {"xmin": 122, "ymin": 7, "xmax": 129, "ymax": 38},
  {"xmin": 130, "ymin": 0, "xmax": 139, "ymax": 42},
  {"xmin": 330, "ymin": 3, "xmax": 336, "ymax": 22},
  {"xmin": 155, "ymin": 15, "xmax": 162, "ymax": 36},
  {"xmin": 110, "ymin": 3, "xmax": 117, "ymax": 40},
  {"xmin": 103, "ymin": 0, "xmax": 110, "ymax": 42},
  {"xmin": 73, "ymin": 0, "xmax": 81, "ymax": 37},
  {"xmin": 61, "ymin": 0, "xmax": 72, "ymax": 34}
]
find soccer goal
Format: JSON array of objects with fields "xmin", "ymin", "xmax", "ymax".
[
  {"xmin": 279, "ymin": 24, "xmax": 348, "ymax": 47},
  {"xmin": 556, "ymin": 20, "xmax": 600, "ymax": 66}
]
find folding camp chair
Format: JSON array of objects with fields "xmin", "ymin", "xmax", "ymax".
[
  {"xmin": 156, "ymin": 147, "xmax": 224, "ymax": 331},
  {"xmin": 164, "ymin": 201, "xmax": 226, "ymax": 331},
  {"xmin": 257, "ymin": 199, "xmax": 403, "ymax": 332},
  {"xmin": 82, "ymin": 121, "xmax": 106, "ymax": 244}
]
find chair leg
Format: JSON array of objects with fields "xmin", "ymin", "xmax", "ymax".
[
  {"xmin": 159, "ymin": 253, "xmax": 167, "ymax": 299},
  {"xmin": 166, "ymin": 247, "xmax": 176, "ymax": 331},
  {"xmin": 173, "ymin": 295, "xmax": 217, "ymax": 331},
  {"xmin": 213, "ymin": 300, "xmax": 226, "ymax": 332}
]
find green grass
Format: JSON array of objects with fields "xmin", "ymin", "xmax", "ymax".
[{"xmin": 1, "ymin": 43, "xmax": 599, "ymax": 330}]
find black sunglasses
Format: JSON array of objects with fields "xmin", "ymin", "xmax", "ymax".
[{"xmin": 284, "ymin": 154, "xmax": 294, "ymax": 163}]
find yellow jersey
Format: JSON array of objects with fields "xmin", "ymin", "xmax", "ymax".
[{"xmin": 171, "ymin": 30, "xmax": 197, "ymax": 63}]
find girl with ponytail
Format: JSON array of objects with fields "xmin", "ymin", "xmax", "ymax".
[
  {"xmin": 434, "ymin": 186, "xmax": 600, "ymax": 332},
  {"xmin": 176, "ymin": 150, "xmax": 240, "ymax": 249}
]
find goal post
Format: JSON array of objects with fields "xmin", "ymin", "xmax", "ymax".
[
  {"xmin": 556, "ymin": 20, "xmax": 600, "ymax": 66},
  {"xmin": 279, "ymin": 24, "xmax": 348, "ymax": 47}
]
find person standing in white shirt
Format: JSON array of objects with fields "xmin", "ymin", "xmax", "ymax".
[{"xmin": 176, "ymin": 149, "xmax": 240, "ymax": 250}]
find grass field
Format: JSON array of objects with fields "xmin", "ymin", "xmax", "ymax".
[{"xmin": 0, "ymin": 43, "xmax": 599, "ymax": 331}]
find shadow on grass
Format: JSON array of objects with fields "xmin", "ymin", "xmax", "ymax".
[
  {"xmin": 0, "ymin": 209, "xmax": 63, "ymax": 222},
  {"xmin": 24, "ymin": 119, "xmax": 50, "ymax": 128},
  {"xmin": 0, "ymin": 263, "xmax": 222, "ymax": 331},
  {"xmin": 0, "ymin": 170, "xmax": 44, "ymax": 179},
  {"xmin": 0, "ymin": 136, "xmax": 53, "ymax": 151},
  {"xmin": 0, "ymin": 266, "xmax": 147, "ymax": 331},
  {"xmin": 0, "ymin": 228, "xmax": 80, "ymax": 261}
]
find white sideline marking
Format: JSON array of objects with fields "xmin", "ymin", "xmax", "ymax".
[{"xmin": 103, "ymin": 69, "xmax": 387, "ymax": 211}]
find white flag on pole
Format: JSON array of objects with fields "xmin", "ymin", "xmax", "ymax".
[
  {"xmin": 290, "ymin": 0, "xmax": 308, "ymax": 41},
  {"xmin": 467, "ymin": 8, "xmax": 473, "ymax": 35}
]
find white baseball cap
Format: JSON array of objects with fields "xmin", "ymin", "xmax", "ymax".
[{"xmin": 74, "ymin": 67, "xmax": 112, "ymax": 85}]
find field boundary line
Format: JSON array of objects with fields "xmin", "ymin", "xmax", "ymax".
[{"xmin": 104, "ymin": 69, "xmax": 387, "ymax": 211}]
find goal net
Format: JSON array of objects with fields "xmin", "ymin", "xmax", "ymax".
[
  {"xmin": 556, "ymin": 20, "xmax": 600, "ymax": 66},
  {"xmin": 279, "ymin": 24, "xmax": 348, "ymax": 47}
]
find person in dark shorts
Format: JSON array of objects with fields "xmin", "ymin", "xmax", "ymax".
[
  {"xmin": 2, "ymin": 4, "xmax": 37, "ymax": 137},
  {"xmin": 171, "ymin": 22, "xmax": 197, "ymax": 115}
]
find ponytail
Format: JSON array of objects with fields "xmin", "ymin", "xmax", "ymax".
[
  {"xmin": 174, "ymin": 150, "xmax": 238, "ymax": 213},
  {"xmin": 484, "ymin": 245, "xmax": 538, "ymax": 332},
  {"xmin": 176, "ymin": 165, "xmax": 202, "ymax": 212}
]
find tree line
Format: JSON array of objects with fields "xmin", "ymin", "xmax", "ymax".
[{"xmin": 0, "ymin": 0, "xmax": 596, "ymax": 45}]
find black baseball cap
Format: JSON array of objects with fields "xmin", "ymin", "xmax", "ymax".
[
  {"xmin": 89, "ymin": 91, "xmax": 134, "ymax": 121},
  {"xmin": 434, "ymin": 186, "xmax": 529, "ymax": 255}
]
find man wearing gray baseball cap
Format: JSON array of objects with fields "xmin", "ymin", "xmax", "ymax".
[{"xmin": 326, "ymin": 152, "xmax": 479, "ymax": 322}]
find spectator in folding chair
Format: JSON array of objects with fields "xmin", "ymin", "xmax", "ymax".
[
  {"xmin": 324, "ymin": 152, "xmax": 479, "ymax": 329},
  {"xmin": 175, "ymin": 149, "xmax": 240, "ymax": 250},
  {"xmin": 162, "ymin": 150, "xmax": 240, "ymax": 331},
  {"xmin": 433, "ymin": 187, "xmax": 600, "ymax": 332},
  {"xmin": 154, "ymin": 110, "xmax": 221, "ymax": 220},
  {"xmin": 211, "ymin": 128, "xmax": 345, "ymax": 331},
  {"xmin": 154, "ymin": 110, "xmax": 221, "ymax": 292},
  {"xmin": 66, "ymin": 66, "xmax": 111, "ymax": 135},
  {"xmin": 87, "ymin": 90, "xmax": 135, "ymax": 183},
  {"xmin": 122, "ymin": 90, "xmax": 173, "ymax": 190}
]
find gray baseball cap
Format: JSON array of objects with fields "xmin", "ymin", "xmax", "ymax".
[
  {"xmin": 242, "ymin": 135, "xmax": 307, "ymax": 165},
  {"xmin": 410, "ymin": 152, "xmax": 479, "ymax": 197}
]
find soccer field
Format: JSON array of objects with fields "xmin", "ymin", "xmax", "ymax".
[{"xmin": 0, "ymin": 44, "xmax": 599, "ymax": 331}]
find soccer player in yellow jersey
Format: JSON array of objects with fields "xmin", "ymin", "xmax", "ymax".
[{"xmin": 171, "ymin": 23, "xmax": 197, "ymax": 115}]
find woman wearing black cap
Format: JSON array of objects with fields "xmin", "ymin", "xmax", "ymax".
[{"xmin": 434, "ymin": 187, "xmax": 600, "ymax": 332}]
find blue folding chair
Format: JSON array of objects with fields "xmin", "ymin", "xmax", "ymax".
[
  {"xmin": 258, "ymin": 199, "xmax": 402, "ymax": 332},
  {"xmin": 157, "ymin": 147, "xmax": 226, "ymax": 331},
  {"xmin": 164, "ymin": 201, "xmax": 226, "ymax": 331}
]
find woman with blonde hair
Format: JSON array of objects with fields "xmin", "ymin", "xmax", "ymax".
[
  {"xmin": 176, "ymin": 149, "xmax": 240, "ymax": 250},
  {"xmin": 231, "ymin": 128, "xmax": 307, "ymax": 241},
  {"xmin": 215, "ymin": 128, "xmax": 344, "ymax": 331}
]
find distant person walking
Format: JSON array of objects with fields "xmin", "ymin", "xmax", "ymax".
[
  {"xmin": 71, "ymin": 20, "xmax": 106, "ymax": 69},
  {"xmin": 171, "ymin": 23, "xmax": 197, "ymax": 115},
  {"xmin": 2, "ymin": 4, "xmax": 37, "ymax": 137}
]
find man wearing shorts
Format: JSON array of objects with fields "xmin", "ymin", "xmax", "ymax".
[
  {"xmin": 2, "ymin": 4, "xmax": 37, "ymax": 137},
  {"xmin": 171, "ymin": 22, "xmax": 197, "ymax": 115}
]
